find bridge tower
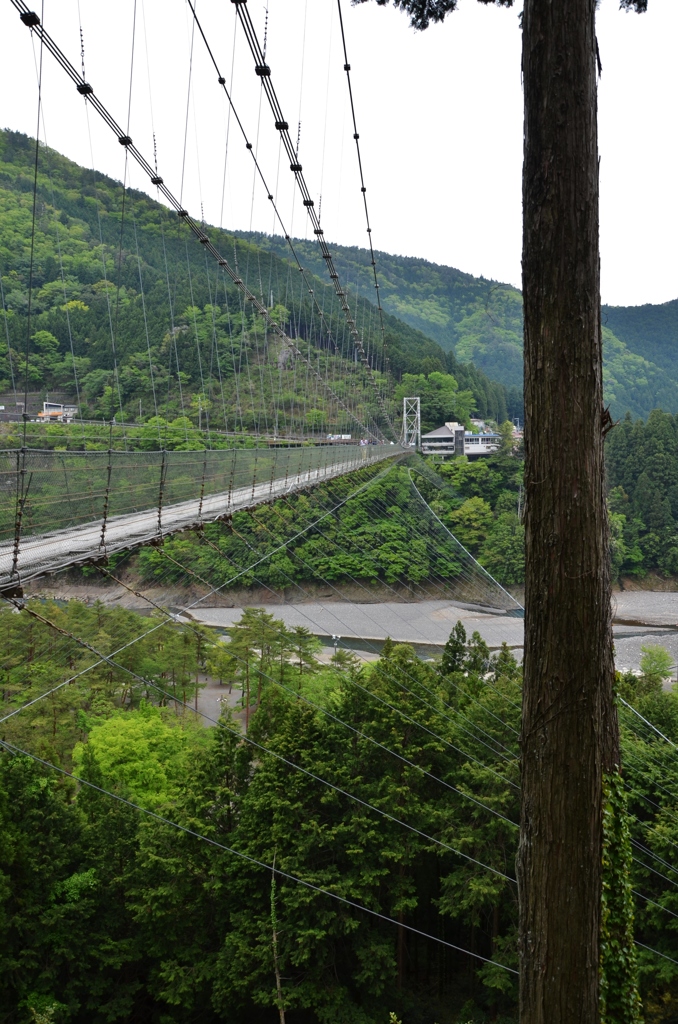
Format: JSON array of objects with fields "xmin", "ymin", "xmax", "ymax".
[{"xmin": 402, "ymin": 397, "xmax": 421, "ymax": 449}]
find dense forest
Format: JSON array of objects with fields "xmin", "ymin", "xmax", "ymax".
[
  {"xmin": 605, "ymin": 299, "xmax": 678, "ymax": 383},
  {"xmin": 0, "ymin": 130, "xmax": 518, "ymax": 439},
  {"xmin": 1, "ymin": 596, "xmax": 678, "ymax": 1023},
  {"xmin": 243, "ymin": 233, "xmax": 678, "ymax": 421},
  {"xmin": 606, "ymin": 410, "xmax": 678, "ymax": 579}
]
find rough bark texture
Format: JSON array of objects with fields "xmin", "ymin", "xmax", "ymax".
[{"xmin": 518, "ymin": 2, "xmax": 620, "ymax": 1023}]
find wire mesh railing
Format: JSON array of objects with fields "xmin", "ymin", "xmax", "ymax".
[{"xmin": 0, "ymin": 444, "xmax": 400, "ymax": 587}]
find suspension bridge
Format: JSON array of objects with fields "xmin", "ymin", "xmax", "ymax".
[
  {"xmin": 0, "ymin": 0, "xmax": 521, "ymax": 616},
  {"xmin": 2, "ymin": 2, "xmax": 677, "ymax": 1001},
  {"xmin": 0, "ymin": 442, "xmax": 399, "ymax": 589},
  {"xmin": 0, "ymin": 0, "xmax": 417, "ymax": 594},
  {"xmin": 0, "ymin": 0, "xmax": 534, "ymax": 993}
]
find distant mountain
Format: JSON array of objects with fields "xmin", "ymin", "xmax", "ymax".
[
  {"xmin": 1, "ymin": 126, "xmax": 673, "ymax": 428},
  {"xmin": 603, "ymin": 300, "xmax": 678, "ymax": 379},
  {"xmin": 240, "ymin": 231, "xmax": 678, "ymax": 422},
  {"xmin": 0, "ymin": 129, "xmax": 519, "ymax": 435}
]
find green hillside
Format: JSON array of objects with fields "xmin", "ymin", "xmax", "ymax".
[
  {"xmin": 3, "ymin": 127, "xmax": 674, "ymax": 427},
  {"xmin": 604, "ymin": 299, "xmax": 678, "ymax": 377},
  {"xmin": 0, "ymin": 130, "xmax": 519, "ymax": 442},
  {"xmin": 237, "ymin": 230, "xmax": 526, "ymax": 386},
  {"xmin": 244, "ymin": 231, "xmax": 678, "ymax": 421}
]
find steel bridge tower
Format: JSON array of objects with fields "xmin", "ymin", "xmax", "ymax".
[{"xmin": 402, "ymin": 397, "xmax": 421, "ymax": 449}]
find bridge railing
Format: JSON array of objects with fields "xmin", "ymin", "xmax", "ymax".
[{"xmin": 0, "ymin": 444, "xmax": 398, "ymax": 557}]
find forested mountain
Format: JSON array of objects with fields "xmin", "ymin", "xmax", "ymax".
[
  {"xmin": 2, "ymin": 128, "xmax": 678, "ymax": 433},
  {"xmin": 239, "ymin": 229, "xmax": 524, "ymax": 379},
  {"xmin": 243, "ymin": 232, "xmax": 678, "ymax": 421},
  {"xmin": 604, "ymin": 299, "xmax": 678, "ymax": 380},
  {"xmin": 0, "ymin": 129, "xmax": 518, "ymax": 440}
]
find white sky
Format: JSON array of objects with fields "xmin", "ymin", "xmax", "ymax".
[{"xmin": 0, "ymin": 0, "xmax": 676, "ymax": 307}]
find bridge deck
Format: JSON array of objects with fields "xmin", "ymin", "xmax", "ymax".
[{"xmin": 0, "ymin": 445, "xmax": 399, "ymax": 588}]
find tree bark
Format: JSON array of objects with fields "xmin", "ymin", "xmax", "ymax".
[{"xmin": 519, "ymin": 3, "xmax": 620, "ymax": 1023}]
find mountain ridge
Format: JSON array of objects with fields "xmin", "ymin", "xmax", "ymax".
[
  {"xmin": 0, "ymin": 129, "xmax": 518, "ymax": 438},
  {"xmin": 238, "ymin": 229, "xmax": 678, "ymax": 421},
  {"xmin": 1, "ymin": 127, "xmax": 676, "ymax": 426}
]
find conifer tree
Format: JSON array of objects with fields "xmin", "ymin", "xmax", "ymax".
[
  {"xmin": 358, "ymin": 0, "xmax": 648, "ymax": 1020},
  {"xmin": 440, "ymin": 620, "xmax": 466, "ymax": 676}
]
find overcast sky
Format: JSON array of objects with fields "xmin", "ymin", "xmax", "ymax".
[{"xmin": 0, "ymin": 0, "xmax": 676, "ymax": 307}]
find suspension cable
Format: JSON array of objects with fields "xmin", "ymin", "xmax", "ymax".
[
  {"xmin": 1, "ymin": 585, "xmax": 517, "ymax": 830},
  {"xmin": 187, "ymin": 0, "xmax": 395, "ymax": 438},
  {"xmin": 183, "ymin": 0, "xmax": 385, "ymax": 440},
  {"xmin": 8, "ymin": 594, "xmax": 517, "ymax": 880},
  {"xmin": 226, "ymin": 502, "xmax": 519, "ymax": 761},
  {"xmin": 176, "ymin": 529, "xmax": 520, "ymax": 787},
  {"xmin": 335, "ymin": 0, "xmax": 389, "ymax": 377},
  {"xmin": 0, "ymin": 464, "xmax": 398, "ymax": 727},
  {"xmin": 9, "ymin": 0, "xmax": 381, "ymax": 443}
]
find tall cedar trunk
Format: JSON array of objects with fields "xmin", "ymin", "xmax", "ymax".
[{"xmin": 519, "ymin": 2, "xmax": 620, "ymax": 1022}]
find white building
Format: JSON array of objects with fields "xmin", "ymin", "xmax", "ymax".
[
  {"xmin": 421, "ymin": 421, "xmax": 502, "ymax": 459},
  {"xmin": 38, "ymin": 401, "xmax": 78, "ymax": 423}
]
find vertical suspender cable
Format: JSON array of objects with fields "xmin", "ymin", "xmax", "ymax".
[
  {"xmin": 0, "ymin": 272, "xmax": 18, "ymax": 405},
  {"xmin": 10, "ymin": 0, "xmax": 44, "ymax": 591},
  {"xmin": 336, "ymin": 0, "xmax": 390, "ymax": 378}
]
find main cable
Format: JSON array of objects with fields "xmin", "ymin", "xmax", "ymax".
[
  {"xmin": 180, "ymin": 0, "xmax": 386, "ymax": 440},
  {"xmin": 207, "ymin": 0, "xmax": 396, "ymax": 437},
  {"xmin": 9, "ymin": 1, "xmax": 380, "ymax": 443}
]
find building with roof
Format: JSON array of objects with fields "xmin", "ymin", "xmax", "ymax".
[
  {"xmin": 420, "ymin": 421, "xmax": 502, "ymax": 459},
  {"xmin": 37, "ymin": 401, "xmax": 78, "ymax": 423}
]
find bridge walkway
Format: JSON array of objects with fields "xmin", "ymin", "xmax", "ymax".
[{"xmin": 0, "ymin": 444, "xmax": 400, "ymax": 589}]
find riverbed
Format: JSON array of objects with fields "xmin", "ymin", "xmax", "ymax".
[
  {"xmin": 184, "ymin": 591, "xmax": 678, "ymax": 676},
  {"xmin": 28, "ymin": 576, "xmax": 678, "ymax": 676}
]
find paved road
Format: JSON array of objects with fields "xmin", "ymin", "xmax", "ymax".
[
  {"xmin": 0, "ymin": 448, "xmax": 394, "ymax": 587},
  {"xmin": 195, "ymin": 673, "xmax": 243, "ymax": 727}
]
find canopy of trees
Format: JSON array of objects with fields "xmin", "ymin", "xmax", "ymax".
[
  {"xmin": 0, "ymin": 597, "xmax": 677, "ymax": 1022},
  {"xmin": 606, "ymin": 410, "xmax": 678, "ymax": 579}
]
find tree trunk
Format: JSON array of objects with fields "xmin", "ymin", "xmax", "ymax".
[
  {"xmin": 246, "ymin": 663, "xmax": 250, "ymax": 733},
  {"xmin": 519, "ymin": 3, "xmax": 620, "ymax": 1023}
]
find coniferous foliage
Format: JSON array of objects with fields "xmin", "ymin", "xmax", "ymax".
[
  {"xmin": 0, "ymin": 601, "xmax": 677, "ymax": 1021},
  {"xmin": 606, "ymin": 410, "xmax": 678, "ymax": 578}
]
